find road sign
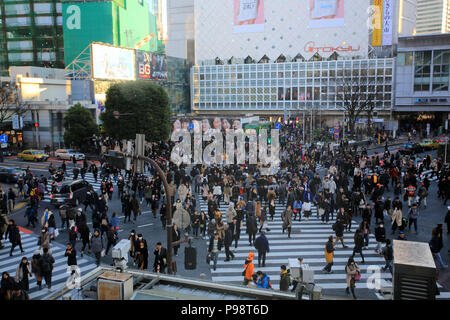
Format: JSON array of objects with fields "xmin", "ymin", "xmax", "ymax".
[
  {"xmin": 188, "ymin": 123, "xmax": 194, "ymax": 130},
  {"xmin": 1, "ymin": 143, "xmax": 7, "ymax": 149},
  {"xmin": 275, "ymin": 123, "xmax": 281, "ymax": 130},
  {"xmin": 0, "ymin": 134, "xmax": 7, "ymax": 144},
  {"xmin": 334, "ymin": 134, "xmax": 339, "ymax": 140},
  {"xmin": 329, "ymin": 128, "xmax": 334, "ymax": 133}
]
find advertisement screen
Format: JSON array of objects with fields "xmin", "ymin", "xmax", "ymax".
[
  {"xmin": 136, "ymin": 50, "xmax": 152, "ymax": 80},
  {"xmin": 151, "ymin": 54, "xmax": 168, "ymax": 80},
  {"xmin": 233, "ymin": 0, "xmax": 264, "ymax": 33},
  {"xmin": 308, "ymin": 0, "xmax": 345, "ymax": 29},
  {"xmin": 92, "ymin": 44, "xmax": 135, "ymax": 80}
]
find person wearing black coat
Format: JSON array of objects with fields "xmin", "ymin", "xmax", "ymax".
[
  {"xmin": 153, "ymin": 242, "xmax": 168, "ymax": 273},
  {"xmin": 64, "ymin": 243, "xmax": 77, "ymax": 267},
  {"xmin": 105, "ymin": 225, "xmax": 118, "ymax": 255},
  {"xmin": 333, "ymin": 219, "xmax": 347, "ymax": 248},
  {"xmin": 1, "ymin": 272, "xmax": 16, "ymax": 300},
  {"xmin": 374, "ymin": 198, "xmax": 384, "ymax": 225},
  {"xmin": 79, "ymin": 222, "xmax": 91, "ymax": 257},
  {"xmin": 254, "ymin": 231, "xmax": 270, "ymax": 267},
  {"xmin": 230, "ymin": 218, "xmax": 241, "ymax": 249},
  {"xmin": 5, "ymin": 220, "xmax": 24, "ymax": 256},
  {"xmin": 223, "ymin": 224, "xmax": 235, "ymax": 261},
  {"xmin": 351, "ymin": 228, "xmax": 365, "ymax": 263},
  {"xmin": 374, "ymin": 222, "xmax": 386, "ymax": 254},
  {"xmin": 246, "ymin": 212, "xmax": 258, "ymax": 246},
  {"xmin": 172, "ymin": 224, "xmax": 181, "ymax": 256}
]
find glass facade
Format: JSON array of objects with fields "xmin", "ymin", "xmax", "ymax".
[
  {"xmin": 192, "ymin": 59, "xmax": 394, "ymax": 112},
  {"xmin": 0, "ymin": 0, "xmax": 64, "ymax": 75},
  {"xmin": 413, "ymin": 49, "xmax": 450, "ymax": 92}
]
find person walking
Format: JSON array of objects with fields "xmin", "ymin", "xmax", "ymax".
[
  {"xmin": 131, "ymin": 194, "xmax": 141, "ymax": 223},
  {"xmin": 374, "ymin": 222, "xmax": 386, "ymax": 254},
  {"xmin": 89, "ymin": 229, "xmax": 104, "ymax": 266},
  {"xmin": 352, "ymin": 228, "xmax": 365, "ymax": 263},
  {"xmin": 153, "ymin": 242, "xmax": 168, "ymax": 273},
  {"xmin": 68, "ymin": 226, "xmax": 77, "ymax": 251},
  {"xmin": 242, "ymin": 252, "xmax": 255, "ymax": 286},
  {"xmin": 31, "ymin": 250, "xmax": 43, "ymax": 290},
  {"xmin": 64, "ymin": 243, "xmax": 77, "ymax": 270},
  {"xmin": 345, "ymin": 257, "xmax": 360, "ymax": 299},
  {"xmin": 254, "ymin": 231, "xmax": 270, "ymax": 267},
  {"xmin": 208, "ymin": 232, "xmax": 223, "ymax": 271},
  {"xmin": 79, "ymin": 222, "xmax": 91, "ymax": 257},
  {"xmin": 105, "ymin": 224, "xmax": 118, "ymax": 255},
  {"xmin": 429, "ymin": 228, "xmax": 448, "ymax": 269},
  {"xmin": 6, "ymin": 219, "xmax": 24, "ymax": 256},
  {"xmin": 246, "ymin": 212, "xmax": 258, "ymax": 246},
  {"xmin": 282, "ymin": 205, "xmax": 293, "ymax": 238},
  {"xmin": 15, "ymin": 257, "xmax": 32, "ymax": 292},
  {"xmin": 333, "ymin": 219, "xmax": 348, "ymax": 248},
  {"xmin": 323, "ymin": 235, "xmax": 335, "ymax": 274},
  {"xmin": 279, "ymin": 265, "xmax": 291, "ymax": 292},
  {"xmin": 408, "ymin": 203, "xmax": 419, "ymax": 235},
  {"xmin": 223, "ymin": 224, "xmax": 235, "ymax": 261},
  {"xmin": 172, "ymin": 224, "xmax": 181, "ymax": 256},
  {"xmin": 39, "ymin": 247, "xmax": 55, "ymax": 292},
  {"xmin": 391, "ymin": 208, "xmax": 403, "ymax": 234},
  {"xmin": 199, "ymin": 211, "xmax": 207, "ymax": 238},
  {"xmin": 381, "ymin": 239, "xmax": 393, "ymax": 274}
]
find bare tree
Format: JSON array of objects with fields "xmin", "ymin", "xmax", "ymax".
[
  {"xmin": 335, "ymin": 70, "xmax": 378, "ymax": 139},
  {"xmin": 0, "ymin": 81, "xmax": 30, "ymax": 128}
]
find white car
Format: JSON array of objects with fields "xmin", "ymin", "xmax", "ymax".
[{"xmin": 55, "ymin": 149, "xmax": 85, "ymax": 161}]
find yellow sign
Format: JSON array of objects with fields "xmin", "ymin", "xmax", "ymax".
[{"xmin": 372, "ymin": 0, "xmax": 383, "ymax": 47}]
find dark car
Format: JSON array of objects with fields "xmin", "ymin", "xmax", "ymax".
[
  {"xmin": 0, "ymin": 167, "xmax": 22, "ymax": 183},
  {"xmin": 50, "ymin": 179, "xmax": 92, "ymax": 207},
  {"xmin": 398, "ymin": 143, "xmax": 424, "ymax": 155}
]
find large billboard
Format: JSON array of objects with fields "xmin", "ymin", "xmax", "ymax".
[
  {"xmin": 62, "ymin": 2, "xmax": 114, "ymax": 66},
  {"xmin": 233, "ymin": 0, "xmax": 264, "ymax": 33},
  {"xmin": 195, "ymin": 0, "xmax": 370, "ymax": 61},
  {"xmin": 136, "ymin": 50, "xmax": 167, "ymax": 81},
  {"xmin": 92, "ymin": 43, "xmax": 135, "ymax": 80},
  {"xmin": 308, "ymin": 0, "xmax": 345, "ymax": 29}
]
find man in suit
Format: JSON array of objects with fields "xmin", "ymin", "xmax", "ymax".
[{"xmin": 230, "ymin": 217, "xmax": 241, "ymax": 251}]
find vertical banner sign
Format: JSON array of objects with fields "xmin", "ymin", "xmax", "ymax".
[
  {"xmin": 12, "ymin": 115, "xmax": 19, "ymax": 130},
  {"xmin": 382, "ymin": 0, "xmax": 393, "ymax": 46},
  {"xmin": 372, "ymin": 0, "xmax": 383, "ymax": 47}
]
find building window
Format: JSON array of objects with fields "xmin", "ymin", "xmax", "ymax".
[
  {"xmin": 432, "ymin": 50, "xmax": 450, "ymax": 92},
  {"xmin": 414, "ymin": 51, "xmax": 432, "ymax": 92},
  {"xmin": 397, "ymin": 52, "xmax": 413, "ymax": 66}
]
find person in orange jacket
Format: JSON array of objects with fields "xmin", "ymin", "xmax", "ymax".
[{"xmin": 242, "ymin": 252, "xmax": 255, "ymax": 286}]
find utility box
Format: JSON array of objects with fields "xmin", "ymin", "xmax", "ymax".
[
  {"xmin": 393, "ymin": 240, "xmax": 437, "ymax": 300},
  {"xmin": 288, "ymin": 259, "xmax": 314, "ymax": 283},
  {"xmin": 97, "ymin": 271, "xmax": 133, "ymax": 300}
]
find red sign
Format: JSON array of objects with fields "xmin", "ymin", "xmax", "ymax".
[{"xmin": 304, "ymin": 41, "xmax": 361, "ymax": 54}]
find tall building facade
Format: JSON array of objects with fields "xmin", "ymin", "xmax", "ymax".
[
  {"xmin": 415, "ymin": 0, "xmax": 450, "ymax": 35},
  {"xmin": 0, "ymin": 0, "xmax": 64, "ymax": 75}
]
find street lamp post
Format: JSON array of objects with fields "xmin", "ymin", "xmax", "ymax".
[{"xmin": 114, "ymin": 151, "xmax": 176, "ymax": 274}]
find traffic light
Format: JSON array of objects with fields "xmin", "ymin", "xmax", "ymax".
[
  {"xmin": 268, "ymin": 137, "xmax": 271, "ymax": 144},
  {"xmin": 34, "ymin": 123, "xmax": 39, "ymax": 128}
]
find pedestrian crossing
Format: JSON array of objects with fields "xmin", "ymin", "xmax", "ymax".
[
  {"xmin": 0, "ymin": 231, "xmax": 98, "ymax": 300},
  {"xmin": 200, "ymin": 198, "xmax": 391, "ymax": 297}
]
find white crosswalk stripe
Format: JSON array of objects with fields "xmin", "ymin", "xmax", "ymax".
[
  {"xmin": 200, "ymin": 198, "xmax": 389, "ymax": 296},
  {"xmin": 0, "ymin": 231, "xmax": 98, "ymax": 300}
]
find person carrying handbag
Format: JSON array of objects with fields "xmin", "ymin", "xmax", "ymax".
[{"xmin": 345, "ymin": 257, "xmax": 360, "ymax": 299}]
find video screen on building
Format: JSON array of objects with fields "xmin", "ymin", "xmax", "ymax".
[
  {"xmin": 92, "ymin": 43, "xmax": 135, "ymax": 80},
  {"xmin": 136, "ymin": 50, "xmax": 168, "ymax": 81}
]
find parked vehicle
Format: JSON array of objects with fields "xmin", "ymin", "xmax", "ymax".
[
  {"xmin": 0, "ymin": 166, "xmax": 22, "ymax": 183},
  {"xmin": 55, "ymin": 149, "xmax": 85, "ymax": 161},
  {"xmin": 50, "ymin": 179, "xmax": 92, "ymax": 207},
  {"xmin": 398, "ymin": 143, "xmax": 424, "ymax": 155},
  {"xmin": 17, "ymin": 149, "xmax": 49, "ymax": 162}
]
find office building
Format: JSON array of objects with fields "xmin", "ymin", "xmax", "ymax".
[{"xmin": 415, "ymin": 0, "xmax": 450, "ymax": 35}]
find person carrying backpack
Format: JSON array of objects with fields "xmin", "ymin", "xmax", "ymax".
[
  {"xmin": 256, "ymin": 271, "xmax": 272, "ymax": 289},
  {"xmin": 39, "ymin": 247, "xmax": 55, "ymax": 292},
  {"xmin": 381, "ymin": 239, "xmax": 393, "ymax": 274}
]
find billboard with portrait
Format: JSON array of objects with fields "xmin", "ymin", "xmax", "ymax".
[
  {"xmin": 151, "ymin": 54, "xmax": 168, "ymax": 80},
  {"xmin": 233, "ymin": 0, "xmax": 264, "ymax": 33},
  {"xmin": 308, "ymin": 0, "xmax": 345, "ymax": 29},
  {"xmin": 92, "ymin": 43, "xmax": 135, "ymax": 80}
]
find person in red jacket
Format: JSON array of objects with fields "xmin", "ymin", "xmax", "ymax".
[{"xmin": 406, "ymin": 184, "xmax": 416, "ymax": 207}]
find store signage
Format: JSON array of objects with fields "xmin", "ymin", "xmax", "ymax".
[
  {"xmin": 382, "ymin": 0, "xmax": 393, "ymax": 46},
  {"xmin": 304, "ymin": 41, "xmax": 360, "ymax": 54}
]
